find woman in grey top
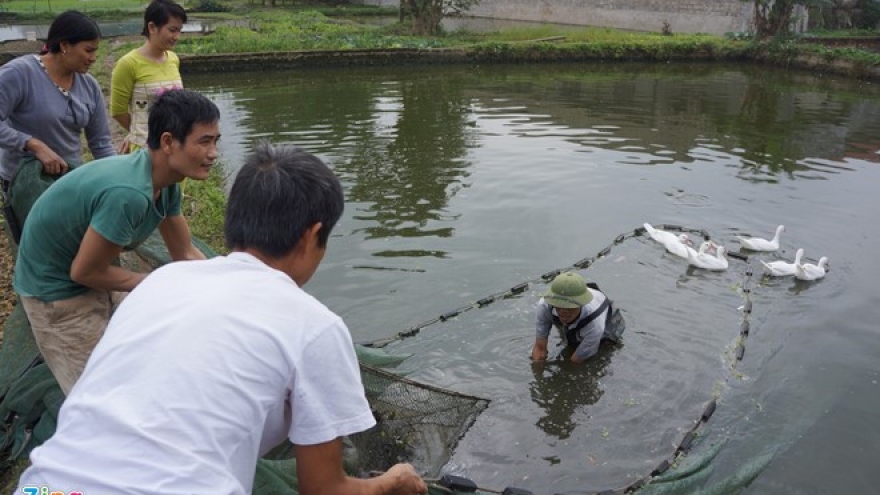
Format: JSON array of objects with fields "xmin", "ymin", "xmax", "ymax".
[{"xmin": 0, "ymin": 10, "xmax": 114, "ymax": 192}]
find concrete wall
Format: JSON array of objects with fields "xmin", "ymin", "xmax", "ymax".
[
  {"xmin": 466, "ymin": 0, "xmax": 755, "ymax": 35},
  {"xmin": 357, "ymin": 0, "xmax": 758, "ymax": 35}
]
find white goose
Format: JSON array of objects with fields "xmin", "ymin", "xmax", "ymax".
[
  {"xmin": 686, "ymin": 245, "xmax": 728, "ymax": 271},
  {"xmin": 644, "ymin": 223, "xmax": 692, "ymax": 258},
  {"xmin": 795, "ymin": 256, "xmax": 829, "ymax": 281},
  {"xmin": 701, "ymin": 239, "xmax": 722, "ymax": 256},
  {"xmin": 761, "ymin": 248, "xmax": 804, "ymax": 277},
  {"xmin": 735, "ymin": 225, "xmax": 785, "ymax": 252}
]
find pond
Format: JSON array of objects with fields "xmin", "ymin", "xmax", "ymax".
[{"xmin": 186, "ymin": 62, "xmax": 880, "ymax": 494}]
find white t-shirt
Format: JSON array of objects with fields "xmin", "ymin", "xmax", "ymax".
[{"xmin": 18, "ymin": 252, "xmax": 375, "ymax": 494}]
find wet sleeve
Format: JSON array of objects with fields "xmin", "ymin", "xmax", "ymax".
[
  {"xmin": 535, "ymin": 299, "xmax": 553, "ymax": 339},
  {"xmin": 573, "ymin": 323, "xmax": 603, "ymax": 361},
  {"xmin": 572, "ymin": 294, "xmax": 608, "ymax": 361}
]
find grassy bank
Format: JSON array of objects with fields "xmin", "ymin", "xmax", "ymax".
[{"xmin": 182, "ymin": 169, "xmax": 228, "ymax": 254}]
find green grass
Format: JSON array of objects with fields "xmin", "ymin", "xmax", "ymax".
[
  {"xmin": 181, "ymin": 167, "xmax": 228, "ymax": 254},
  {"xmin": 802, "ymin": 28, "xmax": 880, "ymax": 38},
  {"xmin": 0, "ymin": 0, "xmax": 395, "ymax": 19},
  {"xmin": 0, "ymin": 0, "xmax": 144, "ymax": 18},
  {"xmin": 173, "ymin": 11, "xmax": 451, "ymax": 54},
  {"xmin": 0, "ymin": 459, "xmax": 28, "ymax": 494}
]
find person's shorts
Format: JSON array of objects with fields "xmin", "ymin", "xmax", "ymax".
[{"xmin": 21, "ymin": 289, "xmax": 124, "ymax": 395}]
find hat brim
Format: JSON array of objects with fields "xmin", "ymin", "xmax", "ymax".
[{"xmin": 543, "ymin": 289, "xmax": 592, "ymax": 309}]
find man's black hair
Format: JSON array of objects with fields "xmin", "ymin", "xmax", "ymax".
[
  {"xmin": 146, "ymin": 90, "xmax": 220, "ymax": 149},
  {"xmin": 225, "ymin": 142, "xmax": 344, "ymax": 258}
]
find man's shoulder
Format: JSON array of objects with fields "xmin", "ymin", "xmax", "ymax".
[
  {"xmin": 157, "ymin": 255, "xmax": 344, "ymax": 328},
  {"xmin": 588, "ymin": 287, "xmax": 607, "ymax": 300},
  {"xmin": 584, "ymin": 289, "xmax": 608, "ymax": 313},
  {"xmin": 82, "ymin": 150, "xmax": 150, "ymax": 176}
]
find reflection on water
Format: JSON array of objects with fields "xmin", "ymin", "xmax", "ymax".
[
  {"xmin": 187, "ymin": 63, "xmax": 880, "ymax": 494},
  {"xmin": 529, "ymin": 347, "xmax": 615, "ymax": 440}
]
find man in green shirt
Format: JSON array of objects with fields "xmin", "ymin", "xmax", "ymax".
[{"xmin": 13, "ymin": 89, "xmax": 220, "ymax": 395}]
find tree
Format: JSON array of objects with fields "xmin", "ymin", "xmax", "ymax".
[
  {"xmin": 403, "ymin": 0, "xmax": 480, "ymax": 35},
  {"xmin": 752, "ymin": 0, "xmax": 798, "ymax": 38},
  {"xmin": 748, "ymin": 0, "xmax": 830, "ymax": 39}
]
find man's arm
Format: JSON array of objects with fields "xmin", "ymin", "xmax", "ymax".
[
  {"xmin": 531, "ymin": 300, "xmax": 553, "ymax": 361},
  {"xmin": 158, "ymin": 215, "xmax": 207, "ymax": 261},
  {"xmin": 295, "ymin": 438, "xmax": 426, "ymax": 495},
  {"xmin": 70, "ymin": 226, "xmax": 147, "ymax": 291},
  {"xmin": 531, "ymin": 337, "xmax": 549, "ymax": 361}
]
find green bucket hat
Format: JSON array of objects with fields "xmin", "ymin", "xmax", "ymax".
[{"xmin": 543, "ymin": 272, "xmax": 593, "ymax": 309}]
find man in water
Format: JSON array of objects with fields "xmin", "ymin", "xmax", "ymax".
[{"xmin": 531, "ymin": 272, "xmax": 623, "ymax": 363}]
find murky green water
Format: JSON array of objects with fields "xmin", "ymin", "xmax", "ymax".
[{"xmin": 187, "ymin": 62, "xmax": 880, "ymax": 494}]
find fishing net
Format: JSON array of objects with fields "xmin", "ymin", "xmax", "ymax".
[
  {"xmin": 350, "ymin": 364, "xmax": 490, "ymax": 477},
  {"xmin": 253, "ymin": 365, "xmax": 490, "ymax": 495}
]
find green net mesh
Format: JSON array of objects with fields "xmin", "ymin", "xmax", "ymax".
[
  {"xmin": 6, "ymin": 157, "xmax": 62, "ymax": 242},
  {"xmin": 350, "ymin": 364, "xmax": 489, "ymax": 477}
]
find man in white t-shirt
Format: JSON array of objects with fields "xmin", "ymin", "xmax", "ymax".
[{"xmin": 17, "ymin": 143, "xmax": 427, "ymax": 495}]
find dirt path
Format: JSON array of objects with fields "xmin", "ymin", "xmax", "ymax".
[{"xmin": 0, "ymin": 230, "xmax": 12, "ymax": 346}]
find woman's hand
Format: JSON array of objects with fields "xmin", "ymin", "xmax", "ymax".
[
  {"xmin": 27, "ymin": 138, "xmax": 69, "ymax": 175},
  {"xmin": 117, "ymin": 136, "xmax": 131, "ymax": 154}
]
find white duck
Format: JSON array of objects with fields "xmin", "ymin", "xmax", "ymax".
[
  {"xmin": 686, "ymin": 244, "xmax": 728, "ymax": 271},
  {"xmin": 795, "ymin": 256, "xmax": 828, "ymax": 281},
  {"xmin": 701, "ymin": 239, "xmax": 722, "ymax": 256},
  {"xmin": 644, "ymin": 223, "xmax": 692, "ymax": 258},
  {"xmin": 761, "ymin": 248, "xmax": 804, "ymax": 277},
  {"xmin": 735, "ymin": 225, "xmax": 785, "ymax": 252}
]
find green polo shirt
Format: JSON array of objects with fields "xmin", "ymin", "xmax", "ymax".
[{"xmin": 13, "ymin": 149, "xmax": 181, "ymax": 301}]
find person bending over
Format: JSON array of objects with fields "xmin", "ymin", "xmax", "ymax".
[
  {"xmin": 17, "ymin": 143, "xmax": 427, "ymax": 495},
  {"xmin": 13, "ymin": 89, "xmax": 217, "ymax": 394}
]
